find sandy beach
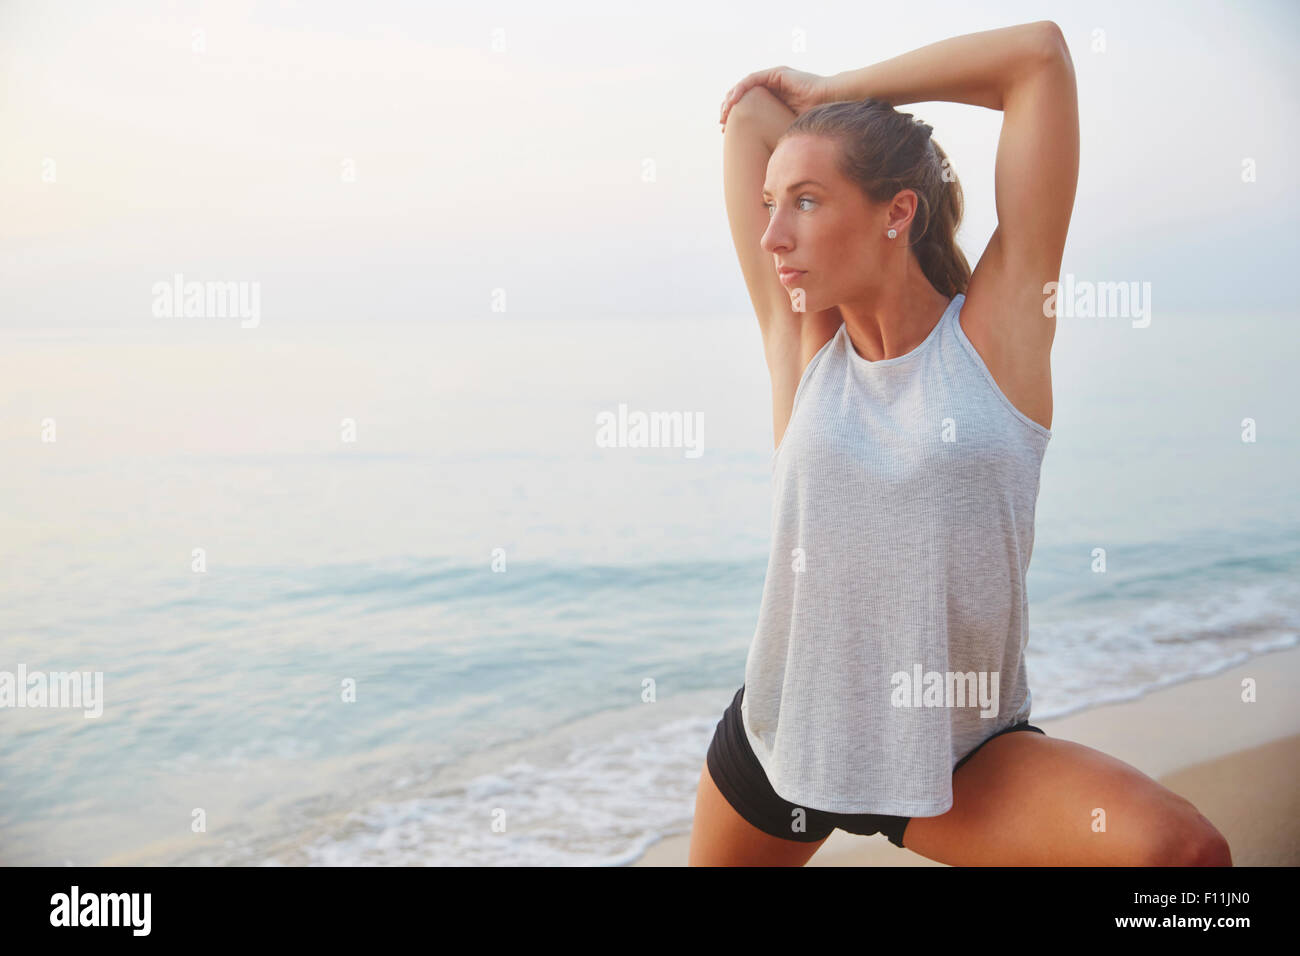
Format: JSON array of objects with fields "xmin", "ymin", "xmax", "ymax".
[{"xmin": 633, "ymin": 644, "xmax": 1300, "ymax": 866}]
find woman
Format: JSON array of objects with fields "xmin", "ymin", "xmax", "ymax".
[{"xmin": 689, "ymin": 22, "xmax": 1232, "ymax": 866}]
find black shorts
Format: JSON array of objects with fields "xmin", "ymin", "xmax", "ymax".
[{"xmin": 705, "ymin": 684, "xmax": 1046, "ymax": 848}]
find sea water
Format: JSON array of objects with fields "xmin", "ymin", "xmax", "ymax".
[{"xmin": 1, "ymin": 308, "xmax": 1296, "ymax": 865}]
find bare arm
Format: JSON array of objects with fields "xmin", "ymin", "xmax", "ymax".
[
  {"xmin": 824, "ymin": 21, "xmax": 1060, "ymax": 112},
  {"xmin": 828, "ymin": 21, "xmax": 1078, "ymax": 432},
  {"xmin": 723, "ymin": 86, "xmax": 797, "ymax": 345},
  {"xmin": 825, "ymin": 20, "xmax": 1078, "ymax": 304},
  {"xmin": 724, "ymin": 86, "xmax": 845, "ymax": 450}
]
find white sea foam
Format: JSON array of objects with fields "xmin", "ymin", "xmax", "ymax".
[{"xmin": 273, "ymin": 581, "xmax": 1300, "ymax": 867}]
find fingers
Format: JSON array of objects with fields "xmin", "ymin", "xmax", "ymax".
[
  {"xmin": 719, "ymin": 70, "xmax": 767, "ymax": 130},
  {"xmin": 719, "ymin": 81, "xmax": 747, "ymax": 129}
]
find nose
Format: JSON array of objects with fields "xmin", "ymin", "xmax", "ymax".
[{"xmin": 760, "ymin": 213, "xmax": 789, "ymax": 256}]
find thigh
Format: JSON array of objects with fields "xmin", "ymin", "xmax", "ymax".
[
  {"xmin": 901, "ymin": 730, "xmax": 1226, "ymax": 866},
  {"xmin": 688, "ymin": 760, "xmax": 831, "ymax": 866}
]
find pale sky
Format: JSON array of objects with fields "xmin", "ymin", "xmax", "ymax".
[{"xmin": 1, "ymin": 0, "xmax": 1297, "ymax": 324}]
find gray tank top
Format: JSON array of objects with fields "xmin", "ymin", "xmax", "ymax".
[{"xmin": 740, "ymin": 292, "xmax": 1052, "ymax": 816}]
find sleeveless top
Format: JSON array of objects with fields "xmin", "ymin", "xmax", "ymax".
[{"xmin": 740, "ymin": 293, "xmax": 1052, "ymax": 816}]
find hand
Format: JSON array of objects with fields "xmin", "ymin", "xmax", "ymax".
[{"xmin": 719, "ymin": 66, "xmax": 835, "ymax": 130}]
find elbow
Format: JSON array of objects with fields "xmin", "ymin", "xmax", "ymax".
[
  {"xmin": 1002, "ymin": 21, "xmax": 1072, "ymax": 109},
  {"xmin": 1032, "ymin": 21, "xmax": 1072, "ymax": 69},
  {"xmin": 727, "ymin": 85, "xmax": 781, "ymax": 127}
]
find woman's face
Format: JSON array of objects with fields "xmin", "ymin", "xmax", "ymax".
[{"xmin": 760, "ymin": 134, "xmax": 889, "ymax": 314}]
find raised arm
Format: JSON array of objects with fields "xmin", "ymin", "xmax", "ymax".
[
  {"xmin": 724, "ymin": 85, "xmax": 846, "ymax": 451},
  {"xmin": 826, "ymin": 20, "xmax": 1079, "ymax": 432}
]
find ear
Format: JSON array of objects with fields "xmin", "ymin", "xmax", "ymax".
[{"xmin": 886, "ymin": 188, "xmax": 921, "ymax": 236}]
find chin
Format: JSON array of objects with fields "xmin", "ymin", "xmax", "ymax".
[{"xmin": 790, "ymin": 288, "xmax": 822, "ymax": 315}]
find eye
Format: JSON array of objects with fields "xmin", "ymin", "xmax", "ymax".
[{"xmin": 763, "ymin": 196, "xmax": 816, "ymax": 216}]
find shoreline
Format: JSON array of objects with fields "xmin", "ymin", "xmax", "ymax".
[{"xmin": 632, "ymin": 643, "xmax": 1300, "ymax": 866}]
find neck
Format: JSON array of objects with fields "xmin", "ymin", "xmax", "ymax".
[{"xmin": 836, "ymin": 266, "xmax": 951, "ymax": 362}]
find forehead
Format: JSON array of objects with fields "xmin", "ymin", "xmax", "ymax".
[{"xmin": 764, "ymin": 134, "xmax": 841, "ymax": 192}]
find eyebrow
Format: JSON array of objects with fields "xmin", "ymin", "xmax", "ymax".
[{"xmin": 761, "ymin": 179, "xmax": 824, "ymax": 198}]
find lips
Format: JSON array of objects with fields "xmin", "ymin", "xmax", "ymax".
[{"xmin": 778, "ymin": 267, "xmax": 806, "ymax": 285}]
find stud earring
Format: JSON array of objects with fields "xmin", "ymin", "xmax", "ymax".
[{"xmin": 887, "ymin": 228, "xmax": 897, "ymax": 239}]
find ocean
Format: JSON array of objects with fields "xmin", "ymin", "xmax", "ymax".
[{"xmin": 1, "ymin": 306, "xmax": 1297, "ymax": 866}]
